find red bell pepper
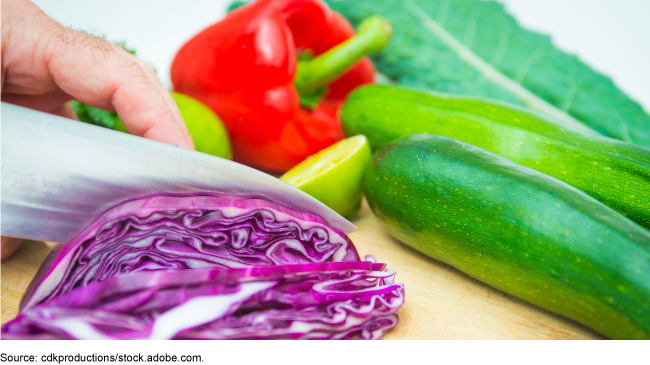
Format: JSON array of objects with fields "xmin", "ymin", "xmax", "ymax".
[{"xmin": 171, "ymin": 0, "xmax": 391, "ymax": 172}]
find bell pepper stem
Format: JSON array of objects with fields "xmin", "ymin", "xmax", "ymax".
[{"xmin": 294, "ymin": 16, "xmax": 392, "ymax": 97}]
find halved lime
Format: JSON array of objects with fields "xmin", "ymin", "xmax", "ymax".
[{"xmin": 280, "ymin": 135, "xmax": 372, "ymax": 217}]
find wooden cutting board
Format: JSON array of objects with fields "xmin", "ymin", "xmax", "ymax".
[{"xmin": 1, "ymin": 199, "xmax": 603, "ymax": 339}]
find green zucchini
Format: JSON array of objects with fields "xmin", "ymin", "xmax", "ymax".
[
  {"xmin": 342, "ymin": 85, "xmax": 650, "ymax": 230},
  {"xmin": 363, "ymin": 134, "xmax": 650, "ymax": 339}
]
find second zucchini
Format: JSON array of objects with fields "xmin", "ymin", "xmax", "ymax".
[{"xmin": 364, "ymin": 134, "xmax": 650, "ymax": 339}]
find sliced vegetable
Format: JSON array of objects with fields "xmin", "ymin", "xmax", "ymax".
[
  {"xmin": 2, "ymin": 261, "xmax": 404, "ymax": 340},
  {"xmin": 3, "ymin": 192, "xmax": 403, "ymax": 340},
  {"xmin": 280, "ymin": 135, "xmax": 372, "ymax": 217},
  {"xmin": 325, "ymin": 0, "xmax": 650, "ymax": 147},
  {"xmin": 19, "ymin": 192, "xmax": 359, "ymax": 310},
  {"xmin": 363, "ymin": 134, "xmax": 650, "ymax": 340}
]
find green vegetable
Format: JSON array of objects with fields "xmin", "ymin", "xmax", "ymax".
[
  {"xmin": 342, "ymin": 84, "xmax": 650, "ymax": 230},
  {"xmin": 170, "ymin": 92, "xmax": 232, "ymax": 160},
  {"xmin": 325, "ymin": 0, "xmax": 650, "ymax": 148},
  {"xmin": 227, "ymin": 0, "xmax": 249, "ymax": 12},
  {"xmin": 364, "ymin": 134, "xmax": 650, "ymax": 340},
  {"xmin": 71, "ymin": 101, "xmax": 119, "ymax": 129}
]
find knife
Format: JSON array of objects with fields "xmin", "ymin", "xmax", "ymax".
[{"xmin": 1, "ymin": 102, "xmax": 357, "ymax": 243}]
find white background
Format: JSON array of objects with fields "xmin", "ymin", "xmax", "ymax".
[{"xmin": 31, "ymin": 0, "xmax": 650, "ymax": 112}]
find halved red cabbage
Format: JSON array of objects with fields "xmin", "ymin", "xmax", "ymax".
[
  {"xmin": 4, "ymin": 192, "xmax": 404, "ymax": 340},
  {"xmin": 20, "ymin": 193, "xmax": 359, "ymax": 310},
  {"xmin": 2, "ymin": 261, "xmax": 404, "ymax": 339}
]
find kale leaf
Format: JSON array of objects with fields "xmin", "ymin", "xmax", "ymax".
[{"xmin": 324, "ymin": 0, "xmax": 650, "ymax": 147}]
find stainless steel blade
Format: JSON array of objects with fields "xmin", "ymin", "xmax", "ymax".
[{"xmin": 1, "ymin": 102, "xmax": 357, "ymax": 242}]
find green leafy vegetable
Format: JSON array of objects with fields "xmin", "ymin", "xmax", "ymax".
[
  {"xmin": 70, "ymin": 100, "xmax": 119, "ymax": 129},
  {"xmin": 113, "ymin": 40, "xmax": 137, "ymax": 56},
  {"xmin": 324, "ymin": 0, "xmax": 650, "ymax": 147},
  {"xmin": 227, "ymin": 0, "xmax": 248, "ymax": 12}
]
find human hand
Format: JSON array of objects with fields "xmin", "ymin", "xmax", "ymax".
[{"xmin": 1, "ymin": 0, "xmax": 195, "ymax": 259}]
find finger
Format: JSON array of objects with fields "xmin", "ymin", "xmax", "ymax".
[
  {"xmin": 2, "ymin": 0, "xmax": 194, "ymax": 148},
  {"xmin": 1, "ymin": 88, "xmax": 73, "ymax": 114},
  {"xmin": 1, "ymin": 236, "xmax": 24, "ymax": 260},
  {"xmin": 42, "ymin": 28, "xmax": 194, "ymax": 149},
  {"xmin": 2, "ymin": 0, "xmax": 194, "ymax": 150},
  {"xmin": 109, "ymin": 46, "xmax": 194, "ymax": 149}
]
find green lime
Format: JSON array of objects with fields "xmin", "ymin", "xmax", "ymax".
[
  {"xmin": 171, "ymin": 92, "xmax": 232, "ymax": 159},
  {"xmin": 280, "ymin": 135, "xmax": 372, "ymax": 217}
]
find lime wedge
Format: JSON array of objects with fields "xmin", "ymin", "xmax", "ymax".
[
  {"xmin": 171, "ymin": 92, "xmax": 232, "ymax": 159},
  {"xmin": 280, "ymin": 135, "xmax": 372, "ymax": 217}
]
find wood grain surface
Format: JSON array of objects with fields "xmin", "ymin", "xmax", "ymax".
[{"xmin": 1, "ymin": 199, "xmax": 604, "ymax": 339}]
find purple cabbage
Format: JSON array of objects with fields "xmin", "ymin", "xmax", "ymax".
[
  {"xmin": 3, "ymin": 261, "xmax": 404, "ymax": 339},
  {"xmin": 3, "ymin": 192, "xmax": 403, "ymax": 339},
  {"xmin": 20, "ymin": 193, "xmax": 360, "ymax": 310}
]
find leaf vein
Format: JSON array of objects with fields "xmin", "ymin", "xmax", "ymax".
[
  {"xmin": 463, "ymin": 17, "xmax": 477, "ymax": 49},
  {"xmin": 404, "ymin": 0, "xmax": 594, "ymax": 133},
  {"xmin": 436, "ymin": 0, "xmax": 450, "ymax": 25},
  {"xmin": 489, "ymin": 28, "xmax": 510, "ymax": 68},
  {"xmin": 561, "ymin": 60, "xmax": 579, "ymax": 112},
  {"xmin": 514, "ymin": 48, "xmax": 545, "ymax": 84}
]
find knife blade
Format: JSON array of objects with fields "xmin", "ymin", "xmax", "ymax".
[{"xmin": 1, "ymin": 102, "xmax": 357, "ymax": 243}]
